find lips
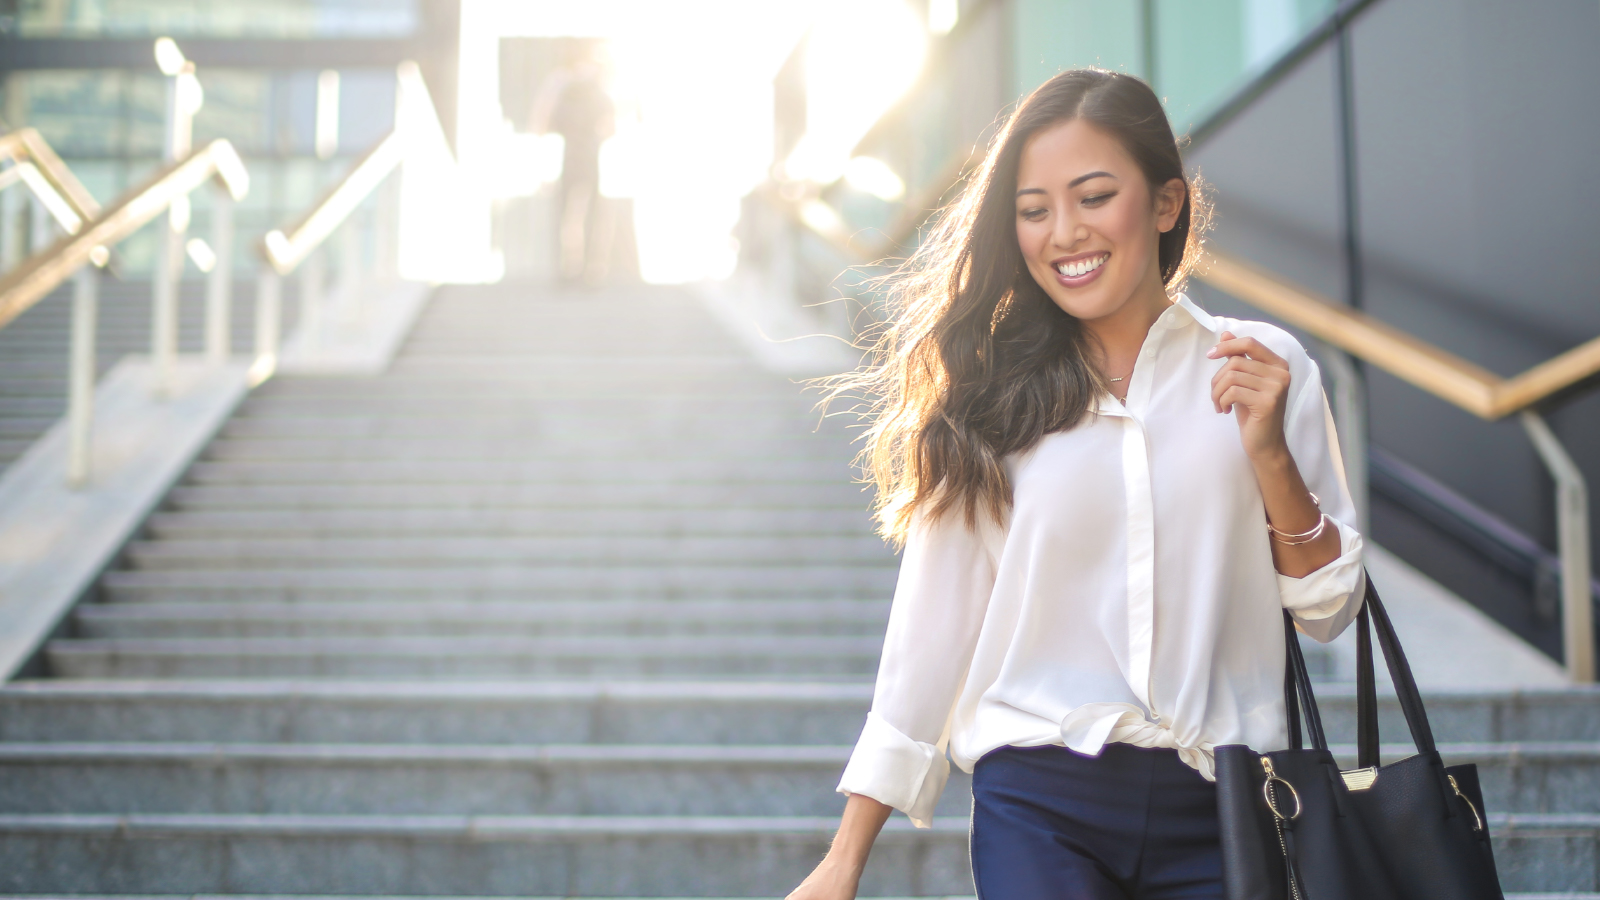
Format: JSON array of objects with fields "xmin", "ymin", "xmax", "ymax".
[
  {"xmin": 1050, "ymin": 251, "xmax": 1110, "ymax": 287},
  {"xmin": 1055, "ymin": 253, "xmax": 1109, "ymax": 278}
]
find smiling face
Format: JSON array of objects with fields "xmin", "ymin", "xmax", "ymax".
[{"xmin": 1014, "ymin": 118, "xmax": 1185, "ymax": 324}]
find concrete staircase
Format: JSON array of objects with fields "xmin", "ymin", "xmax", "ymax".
[{"xmin": 0, "ymin": 282, "xmax": 1596, "ymax": 896}]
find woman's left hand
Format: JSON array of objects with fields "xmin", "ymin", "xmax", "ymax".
[{"xmin": 1207, "ymin": 331, "xmax": 1292, "ymax": 462}]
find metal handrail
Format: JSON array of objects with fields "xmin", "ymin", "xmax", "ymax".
[
  {"xmin": 250, "ymin": 60, "xmax": 451, "ymax": 382},
  {"xmin": 261, "ymin": 131, "xmax": 404, "ymax": 276},
  {"xmin": 0, "ymin": 139, "xmax": 246, "ymax": 330},
  {"xmin": 0, "ymin": 138, "xmax": 248, "ymax": 488},
  {"xmin": 0, "ymin": 127, "xmax": 102, "ymax": 232},
  {"xmin": 1196, "ymin": 251, "xmax": 1600, "ymax": 421}
]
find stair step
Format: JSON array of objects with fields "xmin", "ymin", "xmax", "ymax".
[
  {"xmin": 216, "ymin": 416, "xmax": 821, "ymax": 439},
  {"xmin": 44, "ymin": 635, "xmax": 884, "ymax": 679},
  {"xmin": 7, "ymin": 737, "xmax": 1600, "ymax": 816},
  {"xmin": 142, "ymin": 508, "xmax": 878, "ymax": 539},
  {"xmin": 0, "ymin": 741, "xmax": 975, "ymax": 818},
  {"xmin": 200, "ymin": 438, "xmax": 852, "ymax": 463},
  {"xmin": 98, "ymin": 566, "xmax": 898, "ymax": 601},
  {"xmin": 0, "ymin": 813, "xmax": 973, "ymax": 896},
  {"xmin": 163, "ymin": 483, "xmax": 875, "ymax": 510},
  {"xmin": 6, "ymin": 679, "xmax": 1593, "ymax": 745},
  {"xmin": 180, "ymin": 459, "xmax": 856, "ymax": 485},
  {"xmin": 121, "ymin": 537, "xmax": 896, "ymax": 569},
  {"xmin": 0, "ymin": 739, "xmax": 1590, "ymax": 816},
  {"xmin": 0, "ymin": 890, "xmax": 1580, "ymax": 896},
  {"xmin": 0, "ymin": 810, "xmax": 1588, "ymax": 894},
  {"xmin": 0, "ymin": 681, "xmax": 875, "ymax": 745},
  {"xmin": 228, "ymin": 398, "xmax": 817, "ymax": 418},
  {"xmin": 72, "ymin": 600, "xmax": 890, "ymax": 638}
]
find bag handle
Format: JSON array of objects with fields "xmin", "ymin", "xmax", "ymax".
[
  {"xmin": 1354, "ymin": 574, "xmax": 1438, "ymax": 762},
  {"xmin": 1282, "ymin": 570, "xmax": 1437, "ymax": 761},
  {"xmin": 1281, "ymin": 608, "xmax": 1327, "ymax": 751}
]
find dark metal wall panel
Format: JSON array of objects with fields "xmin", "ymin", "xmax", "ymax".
[{"xmin": 1188, "ymin": 41, "xmax": 1346, "ymax": 305}]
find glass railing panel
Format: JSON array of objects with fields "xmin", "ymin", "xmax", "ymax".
[
  {"xmin": 1012, "ymin": 0, "xmax": 1146, "ymax": 103},
  {"xmin": 1154, "ymin": 0, "xmax": 1335, "ymax": 131},
  {"xmin": 1008, "ymin": 0, "xmax": 1336, "ymax": 135}
]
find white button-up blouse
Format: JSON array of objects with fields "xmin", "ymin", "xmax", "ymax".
[{"xmin": 837, "ymin": 294, "xmax": 1366, "ymax": 828}]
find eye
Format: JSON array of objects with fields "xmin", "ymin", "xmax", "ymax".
[
  {"xmin": 1082, "ymin": 192, "xmax": 1116, "ymax": 207},
  {"xmin": 1018, "ymin": 207, "xmax": 1048, "ymax": 222}
]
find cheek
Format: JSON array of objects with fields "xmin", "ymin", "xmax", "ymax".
[
  {"xmin": 1015, "ymin": 219, "xmax": 1047, "ymax": 261},
  {"xmin": 1100, "ymin": 198, "xmax": 1154, "ymax": 252}
]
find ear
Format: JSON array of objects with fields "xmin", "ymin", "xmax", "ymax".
[{"xmin": 1154, "ymin": 177, "xmax": 1186, "ymax": 234}]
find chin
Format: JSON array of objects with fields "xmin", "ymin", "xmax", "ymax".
[{"xmin": 1044, "ymin": 284, "xmax": 1122, "ymax": 322}]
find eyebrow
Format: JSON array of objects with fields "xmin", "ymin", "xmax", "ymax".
[{"xmin": 1014, "ymin": 171, "xmax": 1118, "ymax": 198}]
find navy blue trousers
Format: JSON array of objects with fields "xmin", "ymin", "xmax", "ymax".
[{"xmin": 970, "ymin": 743, "xmax": 1225, "ymax": 900}]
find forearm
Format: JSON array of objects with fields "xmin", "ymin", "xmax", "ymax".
[
  {"xmin": 828, "ymin": 793, "xmax": 893, "ymax": 871},
  {"xmin": 787, "ymin": 794, "xmax": 892, "ymax": 900},
  {"xmin": 1250, "ymin": 446, "xmax": 1341, "ymax": 578}
]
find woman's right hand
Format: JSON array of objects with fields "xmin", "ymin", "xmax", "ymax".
[
  {"xmin": 785, "ymin": 856, "xmax": 865, "ymax": 900},
  {"xmin": 786, "ymin": 794, "xmax": 893, "ymax": 900}
]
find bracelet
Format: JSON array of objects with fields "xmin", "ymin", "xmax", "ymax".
[
  {"xmin": 1268, "ymin": 512, "xmax": 1329, "ymax": 545},
  {"xmin": 1266, "ymin": 492, "xmax": 1326, "ymax": 544}
]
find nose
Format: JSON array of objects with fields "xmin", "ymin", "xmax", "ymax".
[{"xmin": 1051, "ymin": 205, "xmax": 1086, "ymax": 250}]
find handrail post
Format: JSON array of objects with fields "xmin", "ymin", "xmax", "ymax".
[
  {"xmin": 1317, "ymin": 343, "xmax": 1369, "ymax": 534},
  {"xmin": 154, "ymin": 38, "xmax": 198, "ymax": 397},
  {"xmin": 66, "ymin": 265, "xmax": 98, "ymax": 488},
  {"xmin": 338, "ymin": 217, "xmax": 362, "ymax": 325},
  {"xmin": 151, "ymin": 205, "xmax": 183, "ymax": 397},
  {"xmin": 300, "ymin": 248, "xmax": 325, "ymax": 350},
  {"xmin": 374, "ymin": 174, "xmax": 398, "ymax": 278},
  {"xmin": 0, "ymin": 177, "xmax": 19, "ymax": 271},
  {"xmin": 205, "ymin": 188, "xmax": 235, "ymax": 365},
  {"xmin": 28, "ymin": 190, "xmax": 52, "ymax": 254},
  {"xmin": 1521, "ymin": 411, "xmax": 1595, "ymax": 683},
  {"xmin": 251, "ymin": 268, "xmax": 281, "ymax": 385}
]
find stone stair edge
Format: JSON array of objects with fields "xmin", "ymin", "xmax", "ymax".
[
  {"xmin": 0, "ymin": 679, "xmax": 876, "ymax": 700},
  {"xmin": 0, "ymin": 810, "xmax": 1591, "ymax": 836},
  {"xmin": 0, "ymin": 739, "xmax": 1594, "ymax": 764},
  {"xmin": 0, "ymin": 812, "xmax": 967, "ymax": 837},
  {"xmin": 5, "ymin": 678, "xmax": 1596, "ymax": 701},
  {"xmin": 0, "ymin": 895, "xmax": 1585, "ymax": 900}
]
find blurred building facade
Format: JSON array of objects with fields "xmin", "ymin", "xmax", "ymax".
[{"xmin": 0, "ymin": 0, "xmax": 461, "ymax": 278}]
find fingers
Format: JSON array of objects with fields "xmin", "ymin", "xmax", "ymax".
[
  {"xmin": 1215, "ymin": 384, "xmax": 1266, "ymax": 415},
  {"xmin": 1206, "ymin": 331, "xmax": 1287, "ymax": 369},
  {"xmin": 1210, "ymin": 357, "xmax": 1290, "ymax": 413}
]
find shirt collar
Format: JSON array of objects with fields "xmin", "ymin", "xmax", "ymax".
[
  {"xmin": 1088, "ymin": 294, "xmax": 1218, "ymax": 418},
  {"xmin": 1167, "ymin": 292, "xmax": 1220, "ymax": 334}
]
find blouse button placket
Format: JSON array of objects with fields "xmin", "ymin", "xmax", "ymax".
[{"xmin": 1120, "ymin": 320, "xmax": 1170, "ymax": 718}]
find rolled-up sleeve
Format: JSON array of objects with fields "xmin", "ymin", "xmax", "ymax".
[
  {"xmin": 1276, "ymin": 360, "xmax": 1366, "ymax": 643},
  {"xmin": 837, "ymin": 505, "xmax": 995, "ymax": 827}
]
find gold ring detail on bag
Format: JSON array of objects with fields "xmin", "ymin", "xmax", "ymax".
[
  {"xmin": 1260, "ymin": 756, "xmax": 1303, "ymax": 821},
  {"xmin": 1264, "ymin": 775, "xmax": 1303, "ymax": 821}
]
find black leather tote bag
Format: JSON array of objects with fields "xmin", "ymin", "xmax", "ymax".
[{"xmin": 1214, "ymin": 575, "xmax": 1504, "ymax": 900}]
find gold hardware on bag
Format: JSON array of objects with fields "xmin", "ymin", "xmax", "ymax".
[
  {"xmin": 1261, "ymin": 756, "xmax": 1303, "ymax": 821},
  {"xmin": 1340, "ymin": 766, "xmax": 1379, "ymax": 791},
  {"xmin": 1447, "ymin": 774, "xmax": 1484, "ymax": 833},
  {"xmin": 1261, "ymin": 755, "xmax": 1305, "ymax": 900}
]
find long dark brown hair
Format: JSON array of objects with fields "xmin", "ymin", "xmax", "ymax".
[{"xmin": 839, "ymin": 68, "xmax": 1208, "ymax": 543}]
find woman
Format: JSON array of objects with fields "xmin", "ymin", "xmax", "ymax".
[{"xmin": 790, "ymin": 69, "xmax": 1364, "ymax": 900}]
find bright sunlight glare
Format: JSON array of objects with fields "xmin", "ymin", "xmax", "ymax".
[
  {"xmin": 457, "ymin": 0, "xmax": 928, "ymax": 284},
  {"xmin": 782, "ymin": 0, "xmax": 926, "ymax": 186}
]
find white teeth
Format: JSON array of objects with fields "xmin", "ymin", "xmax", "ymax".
[{"xmin": 1056, "ymin": 254, "xmax": 1108, "ymax": 278}]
